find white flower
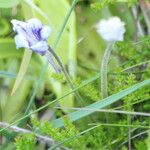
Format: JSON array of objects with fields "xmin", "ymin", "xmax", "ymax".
[{"xmin": 96, "ymin": 17, "xmax": 125, "ymax": 42}]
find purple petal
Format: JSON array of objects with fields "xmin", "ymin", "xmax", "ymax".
[
  {"xmin": 11, "ymin": 18, "xmax": 52, "ymax": 54},
  {"xmin": 26, "ymin": 18, "xmax": 43, "ymax": 42}
]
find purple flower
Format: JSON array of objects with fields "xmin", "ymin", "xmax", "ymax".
[
  {"xmin": 11, "ymin": 18, "xmax": 61, "ymax": 73},
  {"xmin": 11, "ymin": 18, "xmax": 51, "ymax": 55}
]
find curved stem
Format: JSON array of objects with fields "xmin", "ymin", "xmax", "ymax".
[
  {"xmin": 45, "ymin": 51, "xmax": 61, "ymax": 74},
  {"xmin": 48, "ymin": 46, "xmax": 83, "ymax": 104},
  {"xmin": 101, "ymin": 42, "xmax": 114, "ymax": 99}
]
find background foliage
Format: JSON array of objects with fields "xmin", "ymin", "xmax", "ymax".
[{"xmin": 0, "ymin": 0, "xmax": 149, "ymax": 150}]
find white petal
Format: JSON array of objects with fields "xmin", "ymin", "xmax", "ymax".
[
  {"xmin": 11, "ymin": 19, "xmax": 27, "ymax": 32},
  {"xmin": 41, "ymin": 26, "xmax": 51, "ymax": 40},
  {"xmin": 96, "ymin": 17, "xmax": 125, "ymax": 42},
  {"xmin": 27, "ymin": 18, "xmax": 43, "ymax": 30},
  {"xmin": 30, "ymin": 41, "xmax": 48, "ymax": 55},
  {"xmin": 14, "ymin": 34, "xmax": 29, "ymax": 49}
]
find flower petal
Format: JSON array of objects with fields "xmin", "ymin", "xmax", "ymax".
[
  {"xmin": 25, "ymin": 18, "xmax": 43, "ymax": 43},
  {"xmin": 96, "ymin": 17, "xmax": 125, "ymax": 42},
  {"xmin": 30, "ymin": 41, "xmax": 48, "ymax": 55},
  {"xmin": 11, "ymin": 19, "xmax": 27, "ymax": 32},
  {"xmin": 41, "ymin": 26, "xmax": 51, "ymax": 40},
  {"xmin": 14, "ymin": 34, "xmax": 29, "ymax": 49},
  {"xmin": 11, "ymin": 18, "xmax": 52, "ymax": 54},
  {"xmin": 27, "ymin": 18, "xmax": 43, "ymax": 30}
]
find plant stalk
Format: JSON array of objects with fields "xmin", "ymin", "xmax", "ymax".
[
  {"xmin": 48, "ymin": 46, "xmax": 83, "ymax": 104},
  {"xmin": 45, "ymin": 51, "xmax": 61, "ymax": 74},
  {"xmin": 0, "ymin": 121, "xmax": 53, "ymax": 144},
  {"xmin": 101, "ymin": 42, "xmax": 114, "ymax": 99}
]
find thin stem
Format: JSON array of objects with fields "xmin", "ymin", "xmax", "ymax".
[
  {"xmin": 0, "ymin": 122, "xmax": 54, "ymax": 144},
  {"xmin": 54, "ymin": 107, "xmax": 150, "ymax": 117},
  {"xmin": 48, "ymin": 46, "xmax": 83, "ymax": 104},
  {"xmin": 126, "ymin": 94, "xmax": 132, "ymax": 150},
  {"xmin": 45, "ymin": 51, "xmax": 61, "ymax": 73},
  {"xmin": 101, "ymin": 42, "xmax": 114, "ymax": 99},
  {"xmin": 116, "ymin": 130, "xmax": 149, "ymax": 149},
  {"xmin": 139, "ymin": 0, "xmax": 150, "ymax": 34},
  {"xmin": 0, "ymin": 122, "xmax": 70, "ymax": 150},
  {"xmin": 53, "ymin": 0, "xmax": 78, "ymax": 49},
  {"xmin": 131, "ymin": 5, "xmax": 145, "ymax": 38},
  {"xmin": 121, "ymin": 60, "xmax": 150, "ymax": 72},
  {"xmin": 89, "ymin": 123, "xmax": 150, "ymax": 129},
  {"xmin": 128, "ymin": 115, "xmax": 131, "ymax": 150}
]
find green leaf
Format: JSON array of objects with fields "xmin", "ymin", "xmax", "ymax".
[
  {"xmin": 52, "ymin": 79, "xmax": 150, "ymax": 128},
  {"xmin": 0, "ymin": 71, "xmax": 16, "ymax": 78},
  {"xmin": 0, "ymin": 39, "xmax": 22, "ymax": 58},
  {"xmin": 11, "ymin": 2, "xmax": 34, "ymax": 95},
  {"xmin": 0, "ymin": 0, "xmax": 22, "ymax": 8},
  {"xmin": 11, "ymin": 50, "xmax": 32, "ymax": 95}
]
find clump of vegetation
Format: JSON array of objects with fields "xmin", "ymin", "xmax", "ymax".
[{"xmin": 15, "ymin": 133, "xmax": 36, "ymax": 150}]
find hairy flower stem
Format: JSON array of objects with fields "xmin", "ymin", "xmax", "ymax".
[
  {"xmin": 48, "ymin": 46, "xmax": 83, "ymax": 104},
  {"xmin": 101, "ymin": 42, "xmax": 114, "ymax": 99}
]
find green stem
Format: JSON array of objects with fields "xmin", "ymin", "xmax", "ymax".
[
  {"xmin": 53, "ymin": 0, "xmax": 78, "ymax": 49},
  {"xmin": 48, "ymin": 47, "xmax": 83, "ymax": 104},
  {"xmin": 101, "ymin": 42, "xmax": 114, "ymax": 99},
  {"xmin": 127, "ymin": 100, "xmax": 132, "ymax": 150}
]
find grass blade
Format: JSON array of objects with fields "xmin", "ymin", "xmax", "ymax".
[
  {"xmin": 11, "ymin": 50, "xmax": 32, "ymax": 95},
  {"xmin": 52, "ymin": 79, "xmax": 150, "ymax": 127}
]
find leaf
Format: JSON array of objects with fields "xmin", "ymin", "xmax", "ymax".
[
  {"xmin": 0, "ymin": 19, "xmax": 10, "ymax": 36},
  {"xmin": 0, "ymin": 39, "xmax": 22, "ymax": 58},
  {"xmin": 0, "ymin": 58, "xmax": 32, "ymax": 122},
  {"xmin": 0, "ymin": 0, "xmax": 22, "ymax": 8},
  {"xmin": 0, "ymin": 71, "xmax": 33, "ymax": 80},
  {"xmin": 52, "ymin": 79, "xmax": 150, "ymax": 128},
  {"xmin": 3, "ymin": 77, "xmax": 32, "ymax": 122},
  {"xmin": 11, "ymin": 2, "xmax": 34, "ymax": 95},
  {"xmin": 11, "ymin": 50, "xmax": 32, "ymax": 95},
  {"xmin": 0, "ymin": 71, "xmax": 16, "ymax": 78}
]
